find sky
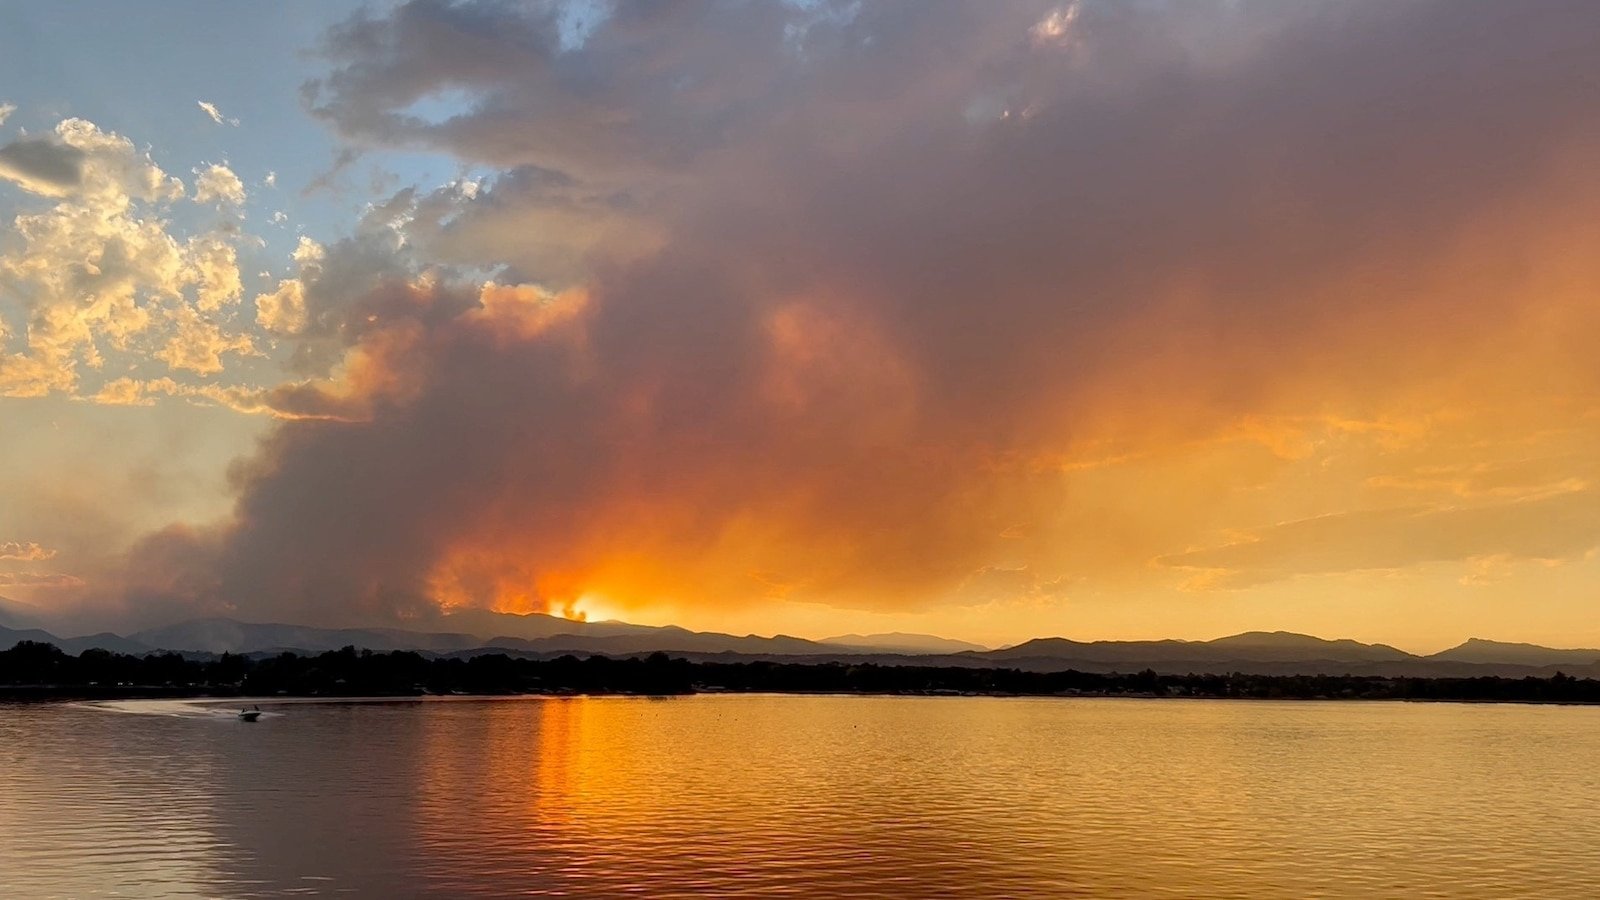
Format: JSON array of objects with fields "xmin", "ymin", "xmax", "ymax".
[{"xmin": 4, "ymin": 1, "xmax": 1600, "ymax": 652}]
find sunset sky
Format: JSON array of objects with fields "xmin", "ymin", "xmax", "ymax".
[{"xmin": 4, "ymin": 1, "xmax": 1600, "ymax": 652}]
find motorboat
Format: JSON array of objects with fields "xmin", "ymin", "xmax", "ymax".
[{"xmin": 238, "ymin": 705, "xmax": 262, "ymax": 722}]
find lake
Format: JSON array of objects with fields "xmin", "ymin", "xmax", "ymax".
[{"xmin": 2, "ymin": 695, "xmax": 1598, "ymax": 897}]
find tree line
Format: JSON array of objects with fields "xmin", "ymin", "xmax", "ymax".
[{"xmin": 3, "ymin": 639, "xmax": 1600, "ymax": 703}]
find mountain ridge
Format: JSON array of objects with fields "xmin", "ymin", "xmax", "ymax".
[
  {"xmin": 820, "ymin": 632, "xmax": 989, "ymax": 654},
  {"xmin": 8, "ymin": 615, "xmax": 1600, "ymax": 677},
  {"xmin": 1426, "ymin": 637, "xmax": 1600, "ymax": 667}
]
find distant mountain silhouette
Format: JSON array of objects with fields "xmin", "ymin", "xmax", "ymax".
[
  {"xmin": 126, "ymin": 616, "xmax": 841, "ymax": 656},
  {"xmin": 983, "ymin": 637, "xmax": 1197, "ymax": 664},
  {"xmin": 126, "ymin": 615, "xmax": 972, "ymax": 658},
  {"xmin": 1203, "ymin": 631, "xmax": 1413, "ymax": 662},
  {"xmin": 431, "ymin": 609, "xmax": 654, "ymax": 641},
  {"xmin": 1427, "ymin": 638, "xmax": 1600, "ymax": 668},
  {"xmin": 975, "ymin": 631, "xmax": 1452, "ymax": 673},
  {"xmin": 10, "ymin": 614, "xmax": 1600, "ymax": 678},
  {"xmin": 821, "ymin": 632, "xmax": 989, "ymax": 654},
  {"xmin": 0, "ymin": 623, "xmax": 150, "ymax": 656},
  {"xmin": 486, "ymin": 630, "xmax": 834, "ymax": 656},
  {"xmin": 127, "ymin": 618, "xmax": 487, "ymax": 655}
]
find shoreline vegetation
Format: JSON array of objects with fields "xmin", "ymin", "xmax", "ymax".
[{"xmin": 5, "ymin": 641, "xmax": 1600, "ymax": 705}]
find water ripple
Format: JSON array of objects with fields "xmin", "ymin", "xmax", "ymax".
[{"xmin": 2, "ymin": 696, "xmax": 1598, "ymax": 897}]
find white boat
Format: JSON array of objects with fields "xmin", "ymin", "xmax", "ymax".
[{"xmin": 238, "ymin": 706, "xmax": 262, "ymax": 722}]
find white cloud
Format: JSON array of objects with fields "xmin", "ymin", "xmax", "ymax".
[
  {"xmin": 0, "ymin": 118, "xmax": 260, "ymax": 397},
  {"xmin": 0, "ymin": 118, "xmax": 184, "ymax": 201},
  {"xmin": 185, "ymin": 234, "xmax": 243, "ymax": 310},
  {"xmin": 253, "ymin": 236, "xmax": 324, "ymax": 334},
  {"xmin": 156, "ymin": 303, "xmax": 257, "ymax": 374},
  {"xmin": 291, "ymin": 234, "xmax": 325, "ymax": 265},
  {"xmin": 0, "ymin": 102, "xmax": 15, "ymax": 127},
  {"xmin": 197, "ymin": 100, "xmax": 239, "ymax": 127},
  {"xmin": 89, "ymin": 376, "xmax": 166, "ymax": 406},
  {"xmin": 255, "ymin": 278, "xmax": 308, "ymax": 334},
  {"xmin": 193, "ymin": 163, "xmax": 246, "ymax": 206}
]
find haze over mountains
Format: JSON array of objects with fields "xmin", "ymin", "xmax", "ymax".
[
  {"xmin": 4, "ymin": 597, "xmax": 1600, "ymax": 678},
  {"xmin": 0, "ymin": 595, "xmax": 44, "ymax": 630}
]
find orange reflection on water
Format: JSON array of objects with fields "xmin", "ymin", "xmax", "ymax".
[{"xmin": 12, "ymin": 697, "xmax": 1597, "ymax": 897}]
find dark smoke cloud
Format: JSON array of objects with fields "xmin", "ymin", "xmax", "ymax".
[{"xmin": 116, "ymin": 0, "xmax": 1600, "ymax": 627}]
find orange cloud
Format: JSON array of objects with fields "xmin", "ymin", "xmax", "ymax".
[
  {"xmin": 0, "ymin": 541, "xmax": 57, "ymax": 561},
  {"xmin": 63, "ymin": 1, "xmax": 1600, "ymax": 650}
]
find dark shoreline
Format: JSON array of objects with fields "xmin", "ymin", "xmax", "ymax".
[
  {"xmin": 8, "ymin": 687, "xmax": 1600, "ymax": 709},
  {"xmin": 6, "ymin": 640, "xmax": 1600, "ymax": 707}
]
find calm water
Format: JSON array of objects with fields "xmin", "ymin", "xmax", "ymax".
[{"xmin": 3, "ymin": 695, "xmax": 1599, "ymax": 898}]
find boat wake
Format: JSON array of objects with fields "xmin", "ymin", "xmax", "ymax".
[{"xmin": 79, "ymin": 698, "xmax": 275, "ymax": 720}]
